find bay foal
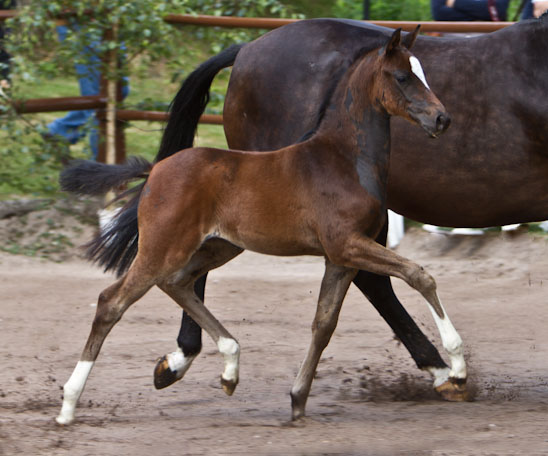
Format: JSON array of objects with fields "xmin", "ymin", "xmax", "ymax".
[{"xmin": 57, "ymin": 28, "xmax": 460, "ymax": 425}]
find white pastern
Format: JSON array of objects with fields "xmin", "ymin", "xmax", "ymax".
[
  {"xmin": 217, "ymin": 337, "xmax": 240, "ymax": 382},
  {"xmin": 427, "ymin": 367, "xmax": 451, "ymax": 388},
  {"xmin": 409, "ymin": 56, "xmax": 431, "ymax": 90},
  {"xmin": 56, "ymin": 360, "xmax": 94, "ymax": 425},
  {"xmin": 428, "ymin": 304, "xmax": 466, "ymax": 380},
  {"xmin": 166, "ymin": 348, "xmax": 195, "ymax": 378}
]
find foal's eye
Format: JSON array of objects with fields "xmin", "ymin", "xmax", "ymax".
[{"xmin": 394, "ymin": 71, "xmax": 408, "ymax": 84}]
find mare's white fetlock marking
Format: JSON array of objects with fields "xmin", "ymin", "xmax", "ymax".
[
  {"xmin": 428, "ymin": 303, "xmax": 466, "ymax": 380},
  {"xmin": 409, "ymin": 56, "xmax": 430, "ymax": 90},
  {"xmin": 56, "ymin": 361, "xmax": 94, "ymax": 425},
  {"xmin": 217, "ymin": 337, "xmax": 240, "ymax": 383},
  {"xmin": 426, "ymin": 366, "xmax": 451, "ymax": 388}
]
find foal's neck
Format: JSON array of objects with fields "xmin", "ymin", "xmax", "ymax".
[{"xmin": 312, "ymin": 52, "xmax": 391, "ymax": 203}]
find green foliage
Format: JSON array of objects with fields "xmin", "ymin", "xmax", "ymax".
[
  {"xmin": 0, "ymin": 0, "xmax": 297, "ymax": 197},
  {"xmin": 6, "ymin": 0, "xmax": 190, "ymax": 82},
  {"xmin": 333, "ymin": 0, "xmax": 433, "ymax": 21},
  {"xmin": 0, "ymin": 109, "xmax": 69, "ymax": 197},
  {"xmin": 279, "ymin": 0, "xmax": 335, "ymax": 18}
]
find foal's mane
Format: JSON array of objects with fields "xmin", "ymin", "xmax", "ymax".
[{"xmin": 298, "ymin": 38, "xmax": 387, "ymax": 143}]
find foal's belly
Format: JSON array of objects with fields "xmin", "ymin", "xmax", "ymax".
[{"xmin": 214, "ymin": 227, "xmax": 324, "ymax": 257}]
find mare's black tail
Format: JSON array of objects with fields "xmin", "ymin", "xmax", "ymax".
[
  {"xmin": 155, "ymin": 43, "xmax": 244, "ymax": 161},
  {"xmin": 61, "ymin": 44, "xmax": 244, "ymax": 276},
  {"xmin": 60, "ymin": 157, "xmax": 152, "ymax": 276}
]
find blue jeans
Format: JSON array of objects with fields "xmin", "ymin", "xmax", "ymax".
[
  {"xmin": 521, "ymin": 0, "xmax": 534, "ymax": 19},
  {"xmin": 47, "ymin": 25, "xmax": 129, "ymax": 159}
]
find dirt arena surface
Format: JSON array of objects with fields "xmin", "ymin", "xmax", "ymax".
[{"xmin": 2, "ymin": 226, "xmax": 548, "ymax": 455}]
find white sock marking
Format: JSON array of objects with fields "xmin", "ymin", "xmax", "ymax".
[
  {"xmin": 427, "ymin": 367, "xmax": 451, "ymax": 388},
  {"xmin": 428, "ymin": 303, "xmax": 467, "ymax": 380},
  {"xmin": 409, "ymin": 56, "xmax": 430, "ymax": 90},
  {"xmin": 217, "ymin": 337, "xmax": 240, "ymax": 382},
  {"xmin": 56, "ymin": 360, "xmax": 94, "ymax": 425},
  {"xmin": 166, "ymin": 348, "xmax": 196, "ymax": 379}
]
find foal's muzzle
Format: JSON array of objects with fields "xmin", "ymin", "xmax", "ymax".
[
  {"xmin": 414, "ymin": 109, "xmax": 451, "ymax": 138},
  {"xmin": 434, "ymin": 112, "xmax": 451, "ymax": 136}
]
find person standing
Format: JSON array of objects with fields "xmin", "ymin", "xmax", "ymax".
[
  {"xmin": 522, "ymin": 0, "xmax": 548, "ymax": 19},
  {"xmin": 431, "ymin": 0, "xmax": 510, "ymax": 21},
  {"xmin": 46, "ymin": 23, "xmax": 129, "ymax": 159}
]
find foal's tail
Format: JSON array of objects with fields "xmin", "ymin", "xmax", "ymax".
[
  {"xmin": 60, "ymin": 44, "xmax": 243, "ymax": 276},
  {"xmin": 155, "ymin": 43, "xmax": 244, "ymax": 162},
  {"xmin": 60, "ymin": 157, "xmax": 152, "ymax": 276}
]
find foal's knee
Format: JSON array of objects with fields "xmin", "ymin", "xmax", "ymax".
[{"xmin": 408, "ymin": 264, "xmax": 437, "ymax": 295}]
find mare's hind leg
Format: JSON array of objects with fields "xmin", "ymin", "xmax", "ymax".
[
  {"xmin": 353, "ymin": 221, "xmax": 454, "ymax": 399},
  {"xmin": 327, "ymin": 235, "xmax": 468, "ymax": 400},
  {"xmin": 290, "ymin": 261, "xmax": 357, "ymax": 420},
  {"xmin": 56, "ymin": 262, "xmax": 158, "ymax": 425},
  {"xmin": 154, "ymin": 238, "xmax": 243, "ymax": 390}
]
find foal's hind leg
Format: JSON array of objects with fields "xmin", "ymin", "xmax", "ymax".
[
  {"xmin": 159, "ymin": 279, "xmax": 241, "ymax": 396},
  {"xmin": 56, "ymin": 264, "xmax": 157, "ymax": 425},
  {"xmin": 155, "ymin": 238, "xmax": 244, "ymax": 393},
  {"xmin": 327, "ymin": 235, "xmax": 468, "ymax": 400},
  {"xmin": 290, "ymin": 261, "xmax": 357, "ymax": 420}
]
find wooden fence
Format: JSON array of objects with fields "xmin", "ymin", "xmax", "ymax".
[{"xmin": 0, "ymin": 12, "xmax": 514, "ymax": 163}]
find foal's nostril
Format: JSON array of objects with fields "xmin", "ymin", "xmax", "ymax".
[{"xmin": 436, "ymin": 113, "xmax": 451, "ymax": 132}]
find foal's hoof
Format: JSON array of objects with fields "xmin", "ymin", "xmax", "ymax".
[
  {"xmin": 154, "ymin": 356, "xmax": 180, "ymax": 390},
  {"xmin": 435, "ymin": 378, "xmax": 469, "ymax": 402},
  {"xmin": 220, "ymin": 376, "xmax": 238, "ymax": 396}
]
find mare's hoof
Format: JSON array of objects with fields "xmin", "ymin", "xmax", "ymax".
[
  {"xmin": 435, "ymin": 379, "xmax": 469, "ymax": 402},
  {"xmin": 220, "ymin": 376, "xmax": 238, "ymax": 396},
  {"xmin": 154, "ymin": 356, "xmax": 180, "ymax": 390}
]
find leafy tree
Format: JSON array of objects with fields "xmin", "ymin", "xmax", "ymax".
[
  {"xmin": 333, "ymin": 0, "xmax": 433, "ymax": 21},
  {"xmin": 0, "ymin": 0, "xmax": 297, "ymax": 196}
]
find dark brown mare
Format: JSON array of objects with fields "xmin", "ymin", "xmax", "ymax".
[
  {"xmin": 153, "ymin": 15, "xmax": 548, "ymax": 399},
  {"xmin": 57, "ymin": 29, "xmax": 454, "ymax": 425}
]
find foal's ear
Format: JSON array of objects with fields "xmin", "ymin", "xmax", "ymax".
[
  {"xmin": 401, "ymin": 25, "xmax": 420, "ymax": 50},
  {"xmin": 383, "ymin": 28, "xmax": 402, "ymax": 56}
]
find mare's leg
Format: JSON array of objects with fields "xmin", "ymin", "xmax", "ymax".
[
  {"xmin": 57, "ymin": 262, "xmax": 158, "ymax": 425},
  {"xmin": 290, "ymin": 261, "xmax": 357, "ymax": 420},
  {"xmin": 154, "ymin": 238, "xmax": 243, "ymax": 389},
  {"xmin": 327, "ymin": 234, "xmax": 468, "ymax": 400},
  {"xmin": 353, "ymin": 221, "xmax": 453, "ymax": 397}
]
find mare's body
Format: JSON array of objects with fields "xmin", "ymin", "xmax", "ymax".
[{"xmin": 158, "ymin": 17, "xmax": 548, "ymax": 391}]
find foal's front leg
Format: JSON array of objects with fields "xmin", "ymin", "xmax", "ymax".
[
  {"xmin": 290, "ymin": 261, "xmax": 357, "ymax": 420},
  {"xmin": 327, "ymin": 234, "xmax": 468, "ymax": 400}
]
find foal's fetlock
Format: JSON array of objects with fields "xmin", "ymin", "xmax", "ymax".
[
  {"xmin": 217, "ymin": 337, "xmax": 240, "ymax": 396},
  {"xmin": 290, "ymin": 391, "xmax": 307, "ymax": 421}
]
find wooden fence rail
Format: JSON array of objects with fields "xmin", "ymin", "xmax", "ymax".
[{"xmin": 0, "ymin": 12, "xmax": 514, "ymax": 162}]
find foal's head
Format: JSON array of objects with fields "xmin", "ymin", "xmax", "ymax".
[{"xmin": 359, "ymin": 27, "xmax": 450, "ymax": 138}]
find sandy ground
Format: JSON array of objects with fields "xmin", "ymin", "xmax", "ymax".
[{"xmin": 1, "ymin": 225, "xmax": 548, "ymax": 455}]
